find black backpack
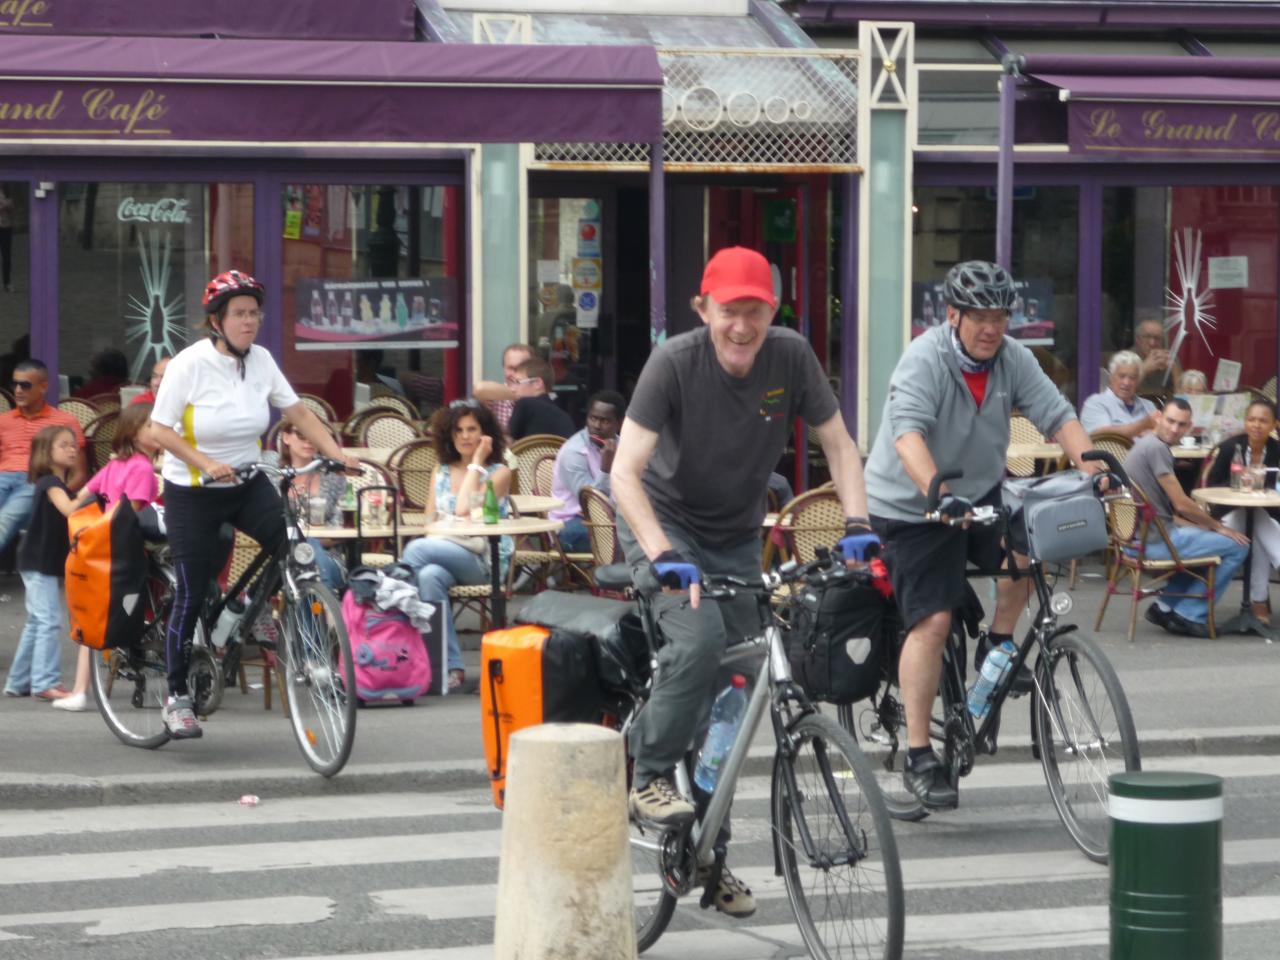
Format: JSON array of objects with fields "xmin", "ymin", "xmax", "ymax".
[{"xmin": 787, "ymin": 578, "xmax": 900, "ymax": 705}]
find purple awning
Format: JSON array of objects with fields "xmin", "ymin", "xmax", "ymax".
[
  {"xmin": 1031, "ymin": 73, "xmax": 1280, "ymax": 104},
  {"xmin": 0, "ymin": 35, "xmax": 663, "ymax": 145},
  {"xmin": 0, "ymin": 0, "xmax": 415, "ymax": 41}
]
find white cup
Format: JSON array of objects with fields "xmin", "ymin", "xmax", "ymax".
[{"xmin": 1179, "ymin": 436, "xmax": 1198, "ymax": 448}]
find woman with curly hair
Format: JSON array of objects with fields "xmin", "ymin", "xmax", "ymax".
[{"xmin": 401, "ymin": 399, "xmax": 512, "ymax": 691}]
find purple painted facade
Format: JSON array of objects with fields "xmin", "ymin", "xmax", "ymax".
[
  {"xmin": 796, "ymin": 1, "xmax": 1280, "ymax": 30},
  {"xmin": 0, "ymin": 0, "xmax": 415, "ymax": 41}
]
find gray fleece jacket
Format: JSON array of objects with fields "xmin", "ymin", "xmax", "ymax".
[{"xmin": 865, "ymin": 323, "xmax": 1078, "ymax": 522}]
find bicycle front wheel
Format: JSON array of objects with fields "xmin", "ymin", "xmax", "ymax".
[
  {"xmin": 773, "ymin": 712, "xmax": 904, "ymax": 960},
  {"xmin": 1033, "ymin": 629, "xmax": 1140, "ymax": 863},
  {"xmin": 281, "ymin": 582, "xmax": 356, "ymax": 777}
]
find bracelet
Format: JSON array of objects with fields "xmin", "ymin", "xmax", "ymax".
[
  {"xmin": 845, "ymin": 516, "xmax": 870, "ymax": 528},
  {"xmin": 466, "ymin": 463, "xmax": 487, "ymax": 476}
]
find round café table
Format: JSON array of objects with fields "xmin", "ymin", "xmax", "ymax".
[
  {"xmin": 1191, "ymin": 486, "xmax": 1280, "ymax": 639},
  {"xmin": 509, "ymin": 494, "xmax": 564, "ymax": 516},
  {"xmin": 420, "ymin": 516, "xmax": 564, "ymax": 628},
  {"xmin": 1173, "ymin": 445, "xmax": 1213, "ymax": 460}
]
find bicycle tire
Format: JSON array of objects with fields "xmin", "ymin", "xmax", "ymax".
[
  {"xmin": 281, "ymin": 582, "xmax": 357, "ymax": 777},
  {"xmin": 631, "ymin": 816, "xmax": 678, "ymax": 953},
  {"xmin": 189, "ymin": 637, "xmax": 223, "ymax": 717},
  {"xmin": 773, "ymin": 711, "xmax": 904, "ymax": 960},
  {"xmin": 91, "ymin": 571, "xmax": 174, "ymax": 749},
  {"xmin": 1033, "ymin": 629, "xmax": 1140, "ymax": 864}
]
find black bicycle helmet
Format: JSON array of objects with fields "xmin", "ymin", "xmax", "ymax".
[{"xmin": 941, "ymin": 260, "xmax": 1018, "ymax": 311}]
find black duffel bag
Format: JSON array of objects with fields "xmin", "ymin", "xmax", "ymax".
[
  {"xmin": 788, "ymin": 578, "xmax": 900, "ymax": 705},
  {"xmin": 515, "ymin": 590, "xmax": 650, "ymax": 698}
]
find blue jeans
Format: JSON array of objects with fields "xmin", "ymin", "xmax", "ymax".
[
  {"xmin": 401, "ymin": 536, "xmax": 489, "ymax": 673},
  {"xmin": 0, "ymin": 471, "xmax": 35, "ymax": 554},
  {"xmin": 6, "ymin": 571, "xmax": 65, "ymax": 694},
  {"xmin": 1133, "ymin": 526, "xmax": 1250, "ymax": 624},
  {"xmin": 308, "ymin": 538, "xmax": 344, "ymax": 592},
  {"xmin": 558, "ymin": 516, "xmax": 590, "ymax": 554}
]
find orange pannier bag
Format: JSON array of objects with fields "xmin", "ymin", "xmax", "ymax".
[{"xmin": 65, "ymin": 498, "xmax": 147, "ymax": 650}]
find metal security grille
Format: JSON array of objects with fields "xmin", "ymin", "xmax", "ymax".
[{"xmin": 533, "ymin": 48, "xmax": 860, "ymax": 173}]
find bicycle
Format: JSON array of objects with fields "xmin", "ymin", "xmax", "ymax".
[
  {"xmin": 91, "ymin": 457, "xmax": 359, "ymax": 777},
  {"xmin": 598, "ymin": 554, "xmax": 904, "ymax": 959},
  {"xmin": 843, "ymin": 451, "xmax": 1141, "ymax": 863}
]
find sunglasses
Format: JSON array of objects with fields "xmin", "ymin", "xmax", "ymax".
[
  {"xmin": 449, "ymin": 398, "xmax": 481, "ymax": 410},
  {"xmin": 11, "ymin": 380, "xmax": 35, "ymax": 391}
]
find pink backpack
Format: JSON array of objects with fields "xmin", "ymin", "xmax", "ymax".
[{"xmin": 342, "ymin": 591, "xmax": 433, "ymax": 704}]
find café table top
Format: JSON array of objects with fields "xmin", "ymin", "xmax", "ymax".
[
  {"xmin": 1172, "ymin": 445, "xmax": 1212, "ymax": 459},
  {"xmin": 343, "ymin": 447, "xmax": 396, "ymax": 464},
  {"xmin": 1007, "ymin": 442, "xmax": 1062, "ymax": 460},
  {"xmin": 1192, "ymin": 486, "xmax": 1280, "ymax": 508},
  {"xmin": 510, "ymin": 494, "xmax": 564, "ymax": 515},
  {"xmin": 304, "ymin": 525, "xmax": 397, "ymax": 540},
  {"xmin": 421, "ymin": 516, "xmax": 563, "ymax": 538}
]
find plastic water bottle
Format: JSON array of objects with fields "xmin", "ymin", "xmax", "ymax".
[
  {"xmin": 967, "ymin": 641, "xmax": 1015, "ymax": 720},
  {"xmin": 209, "ymin": 594, "xmax": 246, "ymax": 649},
  {"xmin": 694, "ymin": 675, "xmax": 748, "ymax": 793}
]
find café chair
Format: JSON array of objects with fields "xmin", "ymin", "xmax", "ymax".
[
  {"xmin": 84, "ymin": 411, "xmax": 120, "ymax": 473},
  {"xmin": 387, "ymin": 439, "xmax": 439, "ymax": 531},
  {"xmin": 297, "ymin": 393, "xmax": 337, "ymax": 423},
  {"xmin": 509, "ymin": 434, "xmax": 565, "ymax": 495},
  {"xmin": 1007, "ymin": 414, "xmax": 1047, "ymax": 478},
  {"xmin": 762, "ymin": 488, "xmax": 844, "ymax": 580},
  {"xmin": 357, "ymin": 411, "xmax": 419, "ymax": 450},
  {"xmin": 1095, "ymin": 481, "xmax": 1220, "ymax": 643},
  {"xmin": 58, "ymin": 397, "xmax": 99, "ymax": 429},
  {"xmin": 365, "ymin": 393, "xmax": 419, "ymax": 421},
  {"xmin": 88, "ymin": 393, "xmax": 121, "ymax": 413},
  {"xmin": 224, "ymin": 530, "xmax": 287, "ymax": 714},
  {"xmin": 582, "ymin": 486, "xmax": 625, "ymax": 597}
]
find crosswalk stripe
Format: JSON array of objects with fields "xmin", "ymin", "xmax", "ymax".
[{"xmin": 0, "ymin": 896, "xmax": 335, "ymax": 941}]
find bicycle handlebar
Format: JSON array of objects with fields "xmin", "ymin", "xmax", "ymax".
[
  {"xmin": 696, "ymin": 549, "xmax": 877, "ymax": 602},
  {"xmin": 203, "ymin": 456, "xmax": 348, "ymax": 485}
]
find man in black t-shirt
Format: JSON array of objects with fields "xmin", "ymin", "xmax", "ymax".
[
  {"xmin": 507, "ymin": 356, "xmax": 574, "ymax": 441},
  {"xmin": 612, "ymin": 246, "xmax": 876, "ymax": 919}
]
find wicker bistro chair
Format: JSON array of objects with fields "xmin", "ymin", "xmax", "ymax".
[
  {"xmin": 355, "ymin": 484, "xmax": 399, "ymax": 569},
  {"xmin": 387, "ymin": 439, "xmax": 439, "ymax": 533},
  {"xmin": 263, "ymin": 418, "xmax": 342, "ymax": 457},
  {"xmin": 506, "ymin": 453, "xmax": 593, "ymax": 592},
  {"xmin": 762, "ymin": 488, "xmax": 845, "ymax": 570},
  {"xmin": 508, "ymin": 434, "xmax": 565, "ymax": 495},
  {"xmin": 224, "ymin": 530, "xmax": 287, "ymax": 713},
  {"xmin": 58, "ymin": 397, "xmax": 99, "ymax": 429},
  {"xmin": 582, "ymin": 485, "xmax": 625, "ymax": 596},
  {"xmin": 345, "ymin": 459, "xmax": 398, "ymax": 564},
  {"xmin": 83, "ymin": 411, "xmax": 119, "ymax": 473},
  {"xmin": 357, "ymin": 411, "xmax": 419, "ymax": 451},
  {"xmin": 1007, "ymin": 415, "xmax": 1047, "ymax": 478},
  {"xmin": 296, "ymin": 393, "xmax": 337, "ymax": 423},
  {"xmin": 88, "ymin": 393, "xmax": 121, "ymax": 413},
  {"xmin": 1263, "ymin": 376, "xmax": 1277, "ymax": 404},
  {"xmin": 532, "ymin": 453, "xmax": 557, "ymax": 497},
  {"xmin": 365, "ymin": 393, "xmax": 418, "ymax": 420},
  {"xmin": 1094, "ymin": 481, "xmax": 1221, "ymax": 642}
]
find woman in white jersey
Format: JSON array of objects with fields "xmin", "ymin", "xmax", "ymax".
[{"xmin": 150, "ymin": 270, "xmax": 356, "ymax": 740}]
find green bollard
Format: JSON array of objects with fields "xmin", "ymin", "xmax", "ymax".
[{"xmin": 1110, "ymin": 771, "xmax": 1224, "ymax": 960}]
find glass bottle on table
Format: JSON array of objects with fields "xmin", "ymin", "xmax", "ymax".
[
  {"xmin": 482, "ymin": 478, "xmax": 500, "ymax": 525},
  {"xmin": 1231, "ymin": 447, "xmax": 1245, "ymax": 490}
]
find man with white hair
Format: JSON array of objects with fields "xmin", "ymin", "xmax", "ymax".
[{"xmin": 1080, "ymin": 351, "xmax": 1159, "ymax": 438}]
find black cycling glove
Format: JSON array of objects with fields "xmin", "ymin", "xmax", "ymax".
[{"xmin": 937, "ymin": 494, "xmax": 974, "ymax": 521}]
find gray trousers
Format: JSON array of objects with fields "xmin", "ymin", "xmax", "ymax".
[{"xmin": 619, "ymin": 516, "xmax": 764, "ymax": 792}]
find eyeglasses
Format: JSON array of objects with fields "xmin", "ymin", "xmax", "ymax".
[
  {"xmin": 10, "ymin": 380, "xmax": 35, "ymax": 391},
  {"xmin": 449, "ymin": 398, "xmax": 481, "ymax": 410},
  {"xmin": 227, "ymin": 309, "xmax": 264, "ymax": 322},
  {"xmin": 515, "ymin": 377, "xmax": 541, "ymax": 386}
]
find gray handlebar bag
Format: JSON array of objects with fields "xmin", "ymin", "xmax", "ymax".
[{"xmin": 1003, "ymin": 471, "xmax": 1108, "ymax": 563}]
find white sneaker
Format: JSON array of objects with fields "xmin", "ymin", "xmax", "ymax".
[{"xmin": 52, "ymin": 691, "xmax": 89, "ymax": 712}]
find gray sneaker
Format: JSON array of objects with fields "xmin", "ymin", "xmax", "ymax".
[
  {"xmin": 163, "ymin": 696, "xmax": 203, "ymax": 740},
  {"xmin": 629, "ymin": 776, "xmax": 695, "ymax": 826}
]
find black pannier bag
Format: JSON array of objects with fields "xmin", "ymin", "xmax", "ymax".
[
  {"xmin": 788, "ymin": 578, "xmax": 899, "ymax": 705},
  {"xmin": 516, "ymin": 590, "xmax": 651, "ymax": 698}
]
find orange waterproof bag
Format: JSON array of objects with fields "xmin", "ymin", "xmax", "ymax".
[
  {"xmin": 480, "ymin": 623, "xmax": 607, "ymax": 809},
  {"xmin": 65, "ymin": 498, "xmax": 146, "ymax": 650}
]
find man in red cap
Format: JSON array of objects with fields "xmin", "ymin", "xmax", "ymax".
[{"xmin": 612, "ymin": 246, "xmax": 875, "ymax": 918}]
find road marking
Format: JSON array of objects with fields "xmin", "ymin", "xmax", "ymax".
[{"xmin": 0, "ymin": 896, "xmax": 334, "ymax": 941}]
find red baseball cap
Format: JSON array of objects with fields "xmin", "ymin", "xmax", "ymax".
[{"xmin": 700, "ymin": 246, "xmax": 777, "ymax": 308}]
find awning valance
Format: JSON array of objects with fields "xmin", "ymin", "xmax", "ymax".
[
  {"xmin": 0, "ymin": 35, "xmax": 663, "ymax": 145},
  {"xmin": 1025, "ymin": 55, "xmax": 1280, "ymax": 105}
]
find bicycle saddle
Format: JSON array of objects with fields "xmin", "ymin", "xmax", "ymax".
[{"xmin": 593, "ymin": 564, "xmax": 634, "ymax": 592}]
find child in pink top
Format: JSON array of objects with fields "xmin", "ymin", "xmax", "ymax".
[{"xmin": 56, "ymin": 404, "xmax": 160, "ymax": 712}]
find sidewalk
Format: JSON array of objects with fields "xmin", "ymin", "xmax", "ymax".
[{"xmin": 1, "ymin": 567, "xmax": 1277, "ymax": 807}]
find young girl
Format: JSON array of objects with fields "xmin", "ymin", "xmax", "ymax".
[
  {"xmin": 3, "ymin": 426, "xmax": 81, "ymax": 703},
  {"xmin": 53, "ymin": 403, "xmax": 161, "ymax": 711}
]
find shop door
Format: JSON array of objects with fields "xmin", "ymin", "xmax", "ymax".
[
  {"xmin": 270, "ymin": 179, "xmax": 465, "ymax": 421},
  {"xmin": 0, "ymin": 180, "xmax": 32, "ymax": 395}
]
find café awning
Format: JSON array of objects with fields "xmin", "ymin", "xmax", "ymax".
[
  {"xmin": 0, "ymin": 34, "xmax": 664, "ymax": 145},
  {"xmin": 1023, "ymin": 54, "xmax": 1280, "ymax": 105}
]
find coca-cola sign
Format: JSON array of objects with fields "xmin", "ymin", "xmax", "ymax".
[{"xmin": 117, "ymin": 197, "xmax": 189, "ymax": 224}]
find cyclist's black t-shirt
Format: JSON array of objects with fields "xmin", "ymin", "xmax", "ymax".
[
  {"xmin": 627, "ymin": 327, "xmax": 838, "ymax": 547},
  {"xmin": 18, "ymin": 475, "xmax": 70, "ymax": 578},
  {"xmin": 509, "ymin": 395, "xmax": 574, "ymax": 442}
]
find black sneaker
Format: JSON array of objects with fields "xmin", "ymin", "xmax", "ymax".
[
  {"xmin": 903, "ymin": 752, "xmax": 958, "ymax": 810},
  {"xmin": 975, "ymin": 633, "xmax": 1033, "ymax": 696},
  {"xmin": 1144, "ymin": 605, "xmax": 1171, "ymax": 629}
]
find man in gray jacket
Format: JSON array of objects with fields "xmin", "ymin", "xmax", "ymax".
[{"xmin": 865, "ymin": 260, "xmax": 1099, "ymax": 809}]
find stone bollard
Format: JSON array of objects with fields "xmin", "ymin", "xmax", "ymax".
[
  {"xmin": 1110, "ymin": 771, "xmax": 1224, "ymax": 960},
  {"xmin": 493, "ymin": 723, "xmax": 637, "ymax": 960}
]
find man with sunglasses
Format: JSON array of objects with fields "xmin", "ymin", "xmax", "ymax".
[
  {"xmin": 864, "ymin": 260, "xmax": 1100, "ymax": 810},
  {"xmin": 506, "ymin": 355, "xmax": 574, "ymax": 442},
  {"xmin": 0, "ymin": 359, "xmax": 88, "ymax": 552}
]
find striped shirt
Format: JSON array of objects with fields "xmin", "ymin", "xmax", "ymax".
[{"xmin": 0, "ymin": 405, "xmax": 85, "ymax": 474}]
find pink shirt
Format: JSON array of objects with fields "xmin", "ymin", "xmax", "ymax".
[{"xmin": 86, "ymin": 454, "xmax": 158, "ymax": 507}]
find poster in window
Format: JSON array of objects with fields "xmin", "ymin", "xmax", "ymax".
[{"xmin": 295, "ymin": 277, "xmax": 459, "ymax": 350}]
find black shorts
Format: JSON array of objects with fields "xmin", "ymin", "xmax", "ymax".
[{"xmin": 871, "ymin": 488, "xmax": 1005, "ymax": 632}]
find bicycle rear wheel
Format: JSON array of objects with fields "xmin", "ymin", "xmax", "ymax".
[
  {"xmin": 281, "ymin": 582, "xmax": 356, "ymax": 777},
  {"xmin": 773, "ymin": 712, "xmax": 904, "ymax": 960},
  {"xmin": 1033, "ymin": 629, "xmax": 1140, "ymax": 863},
  {"xmin": 91, "ymin": 572, "xmax": 173, "ymax": 749},
  {"xmin": 630, "ymin": 816, "xmax": 677, "ymax": 953}
]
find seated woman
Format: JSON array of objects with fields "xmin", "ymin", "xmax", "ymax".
[
  {"xmin": 1205, "ymin": 399, "xmax": 1280, "ymax": 622},
  {"xmin": 262, "ymin": 420, "xmax": 345, "ymax": 592},
  {"xmin": 1177, "ymin": 369, "xmax": 1208, "ymax": 395},
  {"xmin": 401, "ymin": 400, "xmax": 512, "ymax": 692}
]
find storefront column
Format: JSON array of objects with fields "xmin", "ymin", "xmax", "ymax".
[
  {"xmin": 649, "ymin": 136, "xmax": 667, "ymax": 346},
  {"xmin": 857, "ymin": 22, "xmax": 915, "ymax": 447},
  {"xmin": 257, "ymin": 177, "xmax": 284, "ymax": 360},
  {"xmin": 480, "ymin": 144, "xmax": 522, "ymax": 383},
  {"xmin": 840, "ymin": 172, "xmax": 860, "ymax": 437},
  {"xmin": 1078, "ymin": 180, "xmax": 1104, "ymax": 401},
  {"xmin": 28, "ymin": 181, "xmax": 59, "ymax": 399}
]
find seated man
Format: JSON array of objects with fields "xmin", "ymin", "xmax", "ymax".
[
  {"xmin": 131, "ymin": 355, "xmax": 170, "ymax": 406},
  {"xmin": 0, "ymin": 359, "xmax": 88, "ymax": 551},
  {"xmin": 472, "ymin": 342, "xmax": 535, "ymax": 438},
  {"xmin": 1080, "ymin": 351, "xmax": 1158, "ymax": 439},
  {"xmin": 1124, "ymin": 397, "xmax": 1250, "ymax": 637},
  {"xmin": 507, "ymin": 356, "xmax": 574, "ymax": 441},
  {"xmin": 1132, "ymin": 314, "xmax": 1182, "ymax": 394},
  {"xmin": 549, "ymin": 390, "xmax": 624, "ymax": 553}
]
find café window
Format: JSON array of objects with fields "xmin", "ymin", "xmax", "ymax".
[
  {"xmin": 912, "ymin": 185, "xmax": 1080, "ymax": 402},
  {"xmin": 1102, "ymin": 186, "xmax": 1279, "ymax": 397},
  {"xmin": 281, "ymin": 184, "xmax": 460, "ymax": 421},
  {"xmin": 57, "ymin": 181, "xmax": 253, "ymax": 400},
  {"xmin": 0, "ymin": 182, "xmax": 30, "ymax": 389}
]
